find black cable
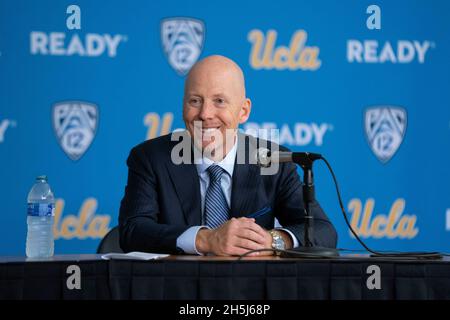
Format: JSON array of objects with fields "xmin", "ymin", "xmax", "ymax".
[
  {"xmin": 237, "ymin": 248, "xmax": 339, "ymax": 260},
  {"xmin": 237, "ymin": 248, "xmax": 444, "ymax": 261},
  {"xmin": 237, "ymin": 249, "xmax": 279, "ymax": 260},
  {"xmin": 320, "ymin": 157, "xmax": 379, "ymax": 255},
  {"xmin": 320, "ymin": 156, "xmax": 443, "ymax": 259}
]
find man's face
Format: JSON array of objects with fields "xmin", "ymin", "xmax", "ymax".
[{"xmin": 183, "ymin": 63, "xmax": 251, "ymax": 157}]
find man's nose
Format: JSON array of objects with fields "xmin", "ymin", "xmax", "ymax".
[{"xmin": 198, "ymin": 100, "xmax": 215, "ymax": 120}]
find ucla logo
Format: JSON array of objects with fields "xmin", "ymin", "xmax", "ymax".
[
  {"xmin": 144, "ymin": 112, "xmax": 174, "ymax": 140},
  {"xmin": 248, "ymin": 29, "xmax": 321, "ymax": 70},
  {"xmin": 54, "ymin": 197, "xmax": 110, "ymax": 239},
  {"xmin": 161, "ymin": 17, "xmax": 205, "ymax": 75},
  {"xmin": 364, "ymin": 106, "xmax": 407, "ymax": 163},
  {"xmin": 53, "ymin": 101, "xmax": 98, "ymax": 161},
  {"xmin": 348, "ymin": 198, "xmax": 418, "ymax": 239}
]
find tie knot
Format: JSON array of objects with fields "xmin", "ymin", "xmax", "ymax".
[{"xmin": 207, "ymin": 165, "xmax": 225, "ymax": 182}]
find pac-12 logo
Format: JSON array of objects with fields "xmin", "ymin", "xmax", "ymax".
[
  {"xmin": 364, "ymin": 106, "xmax": 407, "ymax": 163},
  {"xmin": 161, "ymin": 17, "xmax": 205, "ymax": 75},
  {"xmin": 52, "ymin": 101, "xmax": 98, "ymax": 161}
]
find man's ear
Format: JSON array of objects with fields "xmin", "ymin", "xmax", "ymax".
[{"xmin": 239, "ymin": 98, "xmax": 252, "ymax": 124}]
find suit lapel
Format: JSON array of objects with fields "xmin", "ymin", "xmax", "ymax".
[
  {"xmin": 230, "ymin": 133, "xmax": 260, "ymax": 218},
  {"xmin": 165, "ymin": 137, "xmax": 202, "ymax": 226}
]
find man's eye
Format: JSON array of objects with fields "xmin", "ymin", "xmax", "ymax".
[
  {"xmin": 190, "ymin": 98, "xmax": 201, "ymax": 105},
  {"xmin": 215, "ymin": 98, "xmax": 225, "ymax": 104}
]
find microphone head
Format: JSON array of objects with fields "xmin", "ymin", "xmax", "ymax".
[{"xmin": 306, "ymin": 152, "xmax": 322, "ymax": 161}]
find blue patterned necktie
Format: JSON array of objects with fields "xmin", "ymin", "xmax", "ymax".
[{"xmin": 204, "ymin": 165, "xmax": 230, "ymax": 229}]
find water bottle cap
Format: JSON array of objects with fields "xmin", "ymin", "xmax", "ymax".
[{"xmin": 36, "ymin": 175, "xmax": 48, "ymax": 182}]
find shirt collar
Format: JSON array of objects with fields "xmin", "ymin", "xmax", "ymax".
[{"xmin": 195, "ymin": 135, "xmax": 238, "ymax": 178}]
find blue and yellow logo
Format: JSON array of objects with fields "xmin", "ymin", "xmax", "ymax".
[
  {"xmin": 348, "ymin": 198, "xmax": 418, "ymax": 239},
  {"xmin": 248, "ymin": 29, "xmax": 321, "ymax": 71},
  {"xmin": 53, "ymin": 198, "xmax": 110, "ymax": 240}
]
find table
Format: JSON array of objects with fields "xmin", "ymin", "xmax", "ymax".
[{"xmin": 1, "ymin": 254, "xmax": 449, "ymax": 300}]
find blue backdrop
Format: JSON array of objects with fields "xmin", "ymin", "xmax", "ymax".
[{"xmin": 1, "ymin": 0, "xmax": 449, "ymax": 255}]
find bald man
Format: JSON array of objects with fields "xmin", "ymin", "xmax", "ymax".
[{"xmin": 119, "ymin": 55, "xmax": 337, "ymax": 256}]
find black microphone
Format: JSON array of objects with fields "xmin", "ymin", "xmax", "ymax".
[
  {"xmin": 256, "ymin": 148, "xmax": 322, "ymax": 167},
  {"xmin": 255, "ymin": 147, "xmax": 339, "ymax": 257}
]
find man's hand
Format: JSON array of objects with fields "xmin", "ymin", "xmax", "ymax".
[{"xmin": 195, "ymin": 217, "xmax": 273, "ymax": 256}]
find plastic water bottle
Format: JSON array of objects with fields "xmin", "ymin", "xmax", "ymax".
[{"xmin": 26, "ymin": 175, "xmax": 55, "ymax": 258}]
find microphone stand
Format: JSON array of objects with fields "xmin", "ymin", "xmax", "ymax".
[{"xmin": 287, "ymin": 153, "xmax": 339, "ymax": 257}]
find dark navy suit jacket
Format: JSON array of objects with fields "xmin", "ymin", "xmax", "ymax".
[{"xmin": 119, "ymin": 132, "xmax": 337, "ymax": 254}]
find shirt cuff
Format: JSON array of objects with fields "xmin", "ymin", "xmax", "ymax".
[
  {"xmin": 176, "ymin": 226, "xmax": 209, "ymax": 255},
  {"xmin": 276, "ymin": 228, "xmax": 300, "ymax": 248}
]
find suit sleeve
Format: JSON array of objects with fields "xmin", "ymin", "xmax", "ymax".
[
  {"xmin": 274, "ymin": 161, "xmax": 338, "ymax": 248},
  {"xmin": 119, "ymin": 146, "xmax": 189, "ymax": 254}
]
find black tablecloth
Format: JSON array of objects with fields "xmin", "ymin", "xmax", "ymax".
[{"xmin": 1, "ymin": 254, "xmax": 449, "ymax": 300}]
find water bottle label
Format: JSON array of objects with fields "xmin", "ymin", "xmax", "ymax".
[{"xmin": 27, "ymin": 203, "xmax": 55, "ymax": 217}]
